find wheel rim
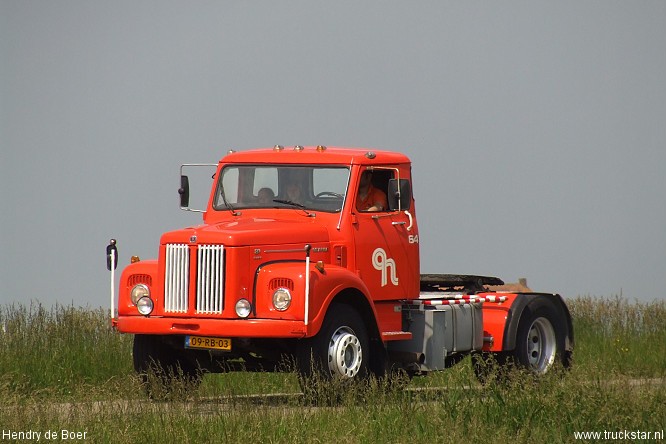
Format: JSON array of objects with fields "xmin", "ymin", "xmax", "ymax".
[
  {"xmin": 327, "ymin": 326, "xmax": 363, "ymax": 378},
  {"xmin": 526, "ymin": 317, "xmax": 557, "ymax": 373}
]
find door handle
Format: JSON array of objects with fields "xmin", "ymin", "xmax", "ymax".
[
  {"xmin": 392, "ymin": 211, "xmax": 413, "ymax": 230},
  {"xmin": 404, "ymin": 211, "xmax": 413, "ymax": 231}
]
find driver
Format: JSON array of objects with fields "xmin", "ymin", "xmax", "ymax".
[
  {"xmin": 356, "ymin": 170, "xmax": 387, "ymax": 212},
  {"xmin": 257, "ymin": 187, "xmax": 275, "ymax": 205}
]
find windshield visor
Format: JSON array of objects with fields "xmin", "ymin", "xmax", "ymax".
[{"xmin": 214, "ymin": 165, "xmax": 349, "ymax": 213}]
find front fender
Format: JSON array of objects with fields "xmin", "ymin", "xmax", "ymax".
[
  {"xmin": 118, "ymin": 260, "xmax": 159, "ymax": 316},
  {"xmin": 253, "ymin": 261, "xmax": 376, "ymax": 337},
  {"xmin": 305, "ymin": 265, "xmax": 378, "ymax": 338}
]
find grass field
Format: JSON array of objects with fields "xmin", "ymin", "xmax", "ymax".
[{"xmin": 1, "ymin": 296, "xmax": 664, "ymax": 443}]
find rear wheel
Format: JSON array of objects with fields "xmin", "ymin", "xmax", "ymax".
[
  {"xmin": 473, "ymin": 296, "xmax": 571, "ymax": 382},
  {"xmin": 513, "ymin": 297, "xmax": 570, "ymax": 373},
  {"xmin": 133, "ymin": 334, "xmax": 202, "ymax": 398},
  {"xmin": 521, "ymin": 316, "xmax": 557, "ymax": 373}
]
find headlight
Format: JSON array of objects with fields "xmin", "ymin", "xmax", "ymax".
[
  {"xmin": 272, "ymin": 287, "xmax": 292, "ymax": 311},
  {"xmin": 130, "ymin": 284, "xmax": 150, "ymax": 305},
  {"xmin": 235, "ymin": 299, "xmax": 251, "ymax": 318},
  {"xmin": 136, "ymin": 296, "xmax": 154, "ymax": 316}
]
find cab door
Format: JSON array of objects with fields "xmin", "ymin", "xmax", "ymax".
[{"xmin": 351, "ymin": 165, "xmax": 419, "ymax": 301}]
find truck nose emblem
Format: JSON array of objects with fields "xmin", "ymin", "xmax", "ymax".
[{"xmin": 190, "ymin": 236, "xmax": 197, "ymax": 243}]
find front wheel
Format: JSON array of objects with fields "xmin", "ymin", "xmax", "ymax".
[
  {"xmin": 133, "ymin": 334, "xmax": 202, "ymax": 398},
  {"xmin": 327, "ymin": 324, "xmax": 365, "ymax": 378},
  {"xmin": 297, "ymin": 304, "xmax": 370, "ymax": 397}
]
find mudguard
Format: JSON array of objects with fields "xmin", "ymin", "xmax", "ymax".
[
  {"xmin": 501, "ymin": 293, "xmax": 574, "ymax": 353},
  {"xmin": 253, "ymin": 261, "xmax": 380, "ymax": 338}
]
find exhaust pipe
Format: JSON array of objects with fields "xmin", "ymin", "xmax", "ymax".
[{"xmin": 388, "ymin": 350, "xmax": 425, "ymax": 365}]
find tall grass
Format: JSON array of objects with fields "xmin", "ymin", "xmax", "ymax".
[
  {"xmin": 1, "ymin": 297, "xmax": 664, "ymax": 443},
  {"xmin": 0, "ymin": 303, "xmax": 134, "ymax": 399},
  {"xmin": 567, "ymin": 296, "xmax": 666, "ymax": 376},
  {"xmin": 2, "ymin": 365, "xmax": 663, "ymax": 443}
]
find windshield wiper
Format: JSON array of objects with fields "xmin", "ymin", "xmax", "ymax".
[
  {"xmin": 272, "ymin": 199, "xmax": 314, "ymax": 217},
  {"xmin": 220, "ymin": 192, "xmax": 240, "ymax": 216},
  {"xmin": 272, "ymin": 199, "xmax": 306, "ymax": 209}
]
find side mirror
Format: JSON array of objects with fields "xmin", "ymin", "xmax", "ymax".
[
  {"xmin": 178, "ymin": 175, "xmax": 190, "ymax": 208},
  {"xmin": 106, "ymin": 239, "xmax": 118, "ymax": 271},
  {"xmin": 387, "ymin": 179, "xmax": 411, "ymax": 211}
]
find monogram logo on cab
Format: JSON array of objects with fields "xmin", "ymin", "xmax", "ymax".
[{"xmin": 372, "ymin": 248, "xmax": 398, "ymax": 287}]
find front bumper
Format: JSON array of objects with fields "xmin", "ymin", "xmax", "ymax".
[{"xmin": 115, "ymin": 316, "xmax": 307, "ymax": 338}]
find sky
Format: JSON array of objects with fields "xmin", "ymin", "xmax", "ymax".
[{"xmin": 2, "ymin": 1, "xmax": 665, "ymax": 307}]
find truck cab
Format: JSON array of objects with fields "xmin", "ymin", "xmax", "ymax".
[{"xmin": 111, "ymin": 146, "xmax": 573, "ymax": 387}]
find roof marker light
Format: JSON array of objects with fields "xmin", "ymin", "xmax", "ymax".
[
  {"xmin": 294, "ymin": 145, "xmax": 304, "ymax": 151},
  {"xmin": 365, "ymin": 151, "xmax": 376, "ymax": 159},
  {"xmin": 274, "ymin": 145, "xmax": 284, "ymax": 151},
  {"xmin": 316, "ymin": 145, "xmax": 327, "ymax": 152}
]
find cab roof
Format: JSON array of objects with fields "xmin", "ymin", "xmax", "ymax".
[{"xmin": 220, "ymin": 146, "xmax": 411, "ymax": 166}]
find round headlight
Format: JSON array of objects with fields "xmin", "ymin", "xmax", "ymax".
[
  {"xmin": 272, "ymin": 287, "xmax": 292, "ymax": 311},
  {"xmin": 136, "ymin": 296, "xmax": 154, "ymax": 316},
  {"xmin": 235, "ymin": 299, "xmax": 251, "ymax": 318},
  {"xmin": 130, "ymin": 284, "xmax": 150, "ymax": 305}
]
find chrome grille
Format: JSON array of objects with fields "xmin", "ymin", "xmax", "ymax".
[
  {"xmin": 164, "ymin": 243, "xmax": 225, "ymax": 314},
  {"xmin": 196, "ymin": 244, "xmax": 224, "ymax": 314},
  {"xmin": 164, "ymin": 244, "xmax": 189, "ymax": 313}
]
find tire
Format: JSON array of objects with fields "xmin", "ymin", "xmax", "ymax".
[
  {"xmin": 133, "ymin": 334, "xmax": 202, "ymax": 397},
  {"xmin": 296, "ymin": 304, "xmax": 370, "ymax": 397},
  {"xmin": 513, "ymin": 297, "xmax": 570, "ymax": 373},
  {"xmin": 473, "ymin": 296, "xmax": 571, "ymax": 382}
]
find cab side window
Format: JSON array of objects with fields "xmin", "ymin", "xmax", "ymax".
[{"xmin": 356, "ymin": 169, "xmax": 393, "ymax": 212}]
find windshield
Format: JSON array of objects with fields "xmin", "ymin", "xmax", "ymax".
[{"xmin": 214, "ymin": 165, "xmax": 349, "ymax": 213}]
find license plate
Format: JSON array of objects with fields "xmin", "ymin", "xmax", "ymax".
[{"xmin": 185, "ymin": 335, "xmax": 231, "ymax": 351}]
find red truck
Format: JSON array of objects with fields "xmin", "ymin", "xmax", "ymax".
[{"xmin": 107, "ymin": 146, "xmax": 573, "ymax": 387}]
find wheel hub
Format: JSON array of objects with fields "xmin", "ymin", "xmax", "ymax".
[
  {"xmin": 328, "ymin": 327, "xmax": 363, "ymax": 378},
  {"xmin": 526, "ymin": 317, "xmax": 557, "ymax": 373}
]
